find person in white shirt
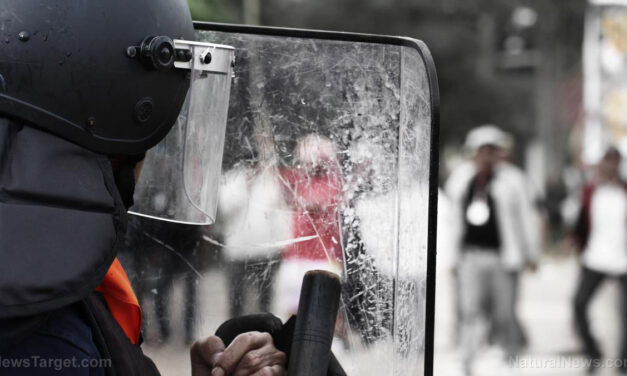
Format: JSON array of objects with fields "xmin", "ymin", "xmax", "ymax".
[
  {"xmin": 445, "ymin": 125, "xmax": 540, "ymax": 375},
  {"xmin": 573, "ymin": 146, "xmax": 627, "ymax": 370},
  {"xmin": 217, "ymin": 159, "xmax": 292, "ymax": 318}
]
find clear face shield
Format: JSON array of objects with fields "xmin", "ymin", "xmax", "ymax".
[{"xmin": 129, "ymin": 41, "xmax": 234, "ymax": 225}]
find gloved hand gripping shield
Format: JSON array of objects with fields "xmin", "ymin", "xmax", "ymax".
[{"xmin": 129, "ymin": 41, "xmax": 235, "ymax": 225}]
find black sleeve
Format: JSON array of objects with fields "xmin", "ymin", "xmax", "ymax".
[
  {"xmin": 81, "ymin": 293, "xmax": 161, "ymax": 376},
  {"xmin": 573, "ymin": 201, "xmax": 588, "ymax": 251}
]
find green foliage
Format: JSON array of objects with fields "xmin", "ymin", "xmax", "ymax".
[{"xmin": 187, "ymin": 0, "xmax": 240, "ymax": 22}]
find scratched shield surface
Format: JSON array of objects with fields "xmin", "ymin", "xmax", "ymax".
[{"xmin": 120, "ymin": 30, "xmax": 434, "ymax": 375}]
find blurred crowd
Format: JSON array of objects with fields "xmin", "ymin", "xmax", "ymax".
[
  {"xmin": 438, "ymin": 124, "xmax": 627, "ymax": 375},
  {"xmin": 118, "ymin": 131, "xmax": 404, "ymax": 355}
]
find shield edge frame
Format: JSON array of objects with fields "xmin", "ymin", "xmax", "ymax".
[{"xmin": 193, "ymin": 21, "xmax": 441, "ymax": 376}]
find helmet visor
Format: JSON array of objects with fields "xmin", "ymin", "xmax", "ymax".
[{"xmin": 129, "ymin": 42, "xmax": 234, "ymax": 225}]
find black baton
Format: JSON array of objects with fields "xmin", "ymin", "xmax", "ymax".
[{"xmin": 288, "ymin": 270, "xmax": 342, "ymax": 376}]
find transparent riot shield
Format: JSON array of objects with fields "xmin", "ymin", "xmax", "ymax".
[{"xmin": 119, "ymin": 23, "xmax": 439, "ymax": 376}]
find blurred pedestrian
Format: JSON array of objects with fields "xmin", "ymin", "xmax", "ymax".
[
  {"xmin": 217, "ymin": 158, "xmax": 291, "ymax": 318},
  {"xmin": 276, "ymin": 134, "xmax": 344, "ymax": 318},
  {"xmin": 494, "ymin": 132, "xmax": 544, "ymax": 349},
  {"xmin": 572, "ymin": 146, "xmax": 627, "ymax": 372},
  {"xmin": 445, "ymin": 125, "xmax": 540, "ymax": 375},
  {"xmin": 121, "ymin": 215, "xmax": 202, "ymax": 345}
]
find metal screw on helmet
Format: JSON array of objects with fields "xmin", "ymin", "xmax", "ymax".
[
  {"xmin": 139, "ymin": 36, "xmax": 176, "ymax": 72},
  {"xmin": 125, "ymin": 46, "xmax": 137, "ymax": 59},
  {"xmin": 18, "ymin": 31, "xmax": 30, "ymax": 42},
  {"xmin": 200, "ymin": 50, "xmax": 212, "ymax": 65},
  {"xmin": 174, "ymin": 48, "xmax": 194, "ymax": 63},
  {"xmin": 86, "ymin": 117, "xmax": 97, "ymax": 130},
  {"xmin": 159, "ymin": 47, "xmax": 172, "ymax": 64}
]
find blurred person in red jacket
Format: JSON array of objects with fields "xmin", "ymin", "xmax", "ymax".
[
  {"xmin": 275, "ymin": 134, "xmax": 344, "ymax": 318},
  {"xmin": 572, "ymin": 146, "xmax": 627, "ymax": 372}
]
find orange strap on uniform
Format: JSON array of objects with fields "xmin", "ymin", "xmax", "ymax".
[{"xmin": 95, "ymin": 257, "xmax": 142, "ymax": 344}]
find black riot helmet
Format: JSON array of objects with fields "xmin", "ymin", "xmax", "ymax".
[
  {"xmin": 0, "ymin": 0, "xmax": 195, "ymax": 155},
  {"xmin": 0, "ymin": 0, "xmax": 236, "ymax": 225},
  {"xmin": 0, "ymin": 1, "xmax": 234, "ymax": 322}
]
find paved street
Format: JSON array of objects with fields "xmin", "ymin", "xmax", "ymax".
[
  {"xmin": 435, "ymin": 255, "xmax": 624, "ymax": 376},
  {"xmin": 142, "ymin": 255, "xmax": 625, "ymax": 375}
]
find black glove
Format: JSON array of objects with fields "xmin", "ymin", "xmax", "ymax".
[{"xmin": 215, "ymin": 314, "xmax": 346, "ymax": 376}]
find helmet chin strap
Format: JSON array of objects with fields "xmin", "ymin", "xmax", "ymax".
[{"xmin": 110, "ymin": 153, "xmax": 145, "ymax": 209}]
